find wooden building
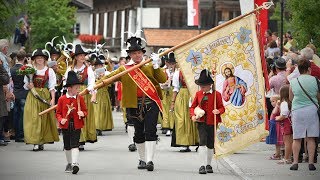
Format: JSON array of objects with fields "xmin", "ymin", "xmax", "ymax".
[{"xmin": 88, "ymin": 0, "xmax": 240, "ymax": 56}]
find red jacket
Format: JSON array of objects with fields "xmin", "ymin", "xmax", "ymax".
[
  {"xmin": 311, "ymin": 62, "xmax": 320, "ymax": 79},
  {"xmin": 56, "ymin": 94, "xmax": 88, "ymax": 129},
  {"xmin": 190, "ymin": 90, "xmax": 225, "ymax": 125}
]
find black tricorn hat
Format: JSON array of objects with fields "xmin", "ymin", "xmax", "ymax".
[
  {"xmin": 94, "ymin": 59, "xmax": 105, "ymax": 66},
  {"xmin": 73, "ymin": 44, "xmax": 88, "ymax": 56},
  {"xmin": 167, "ymin": 52, "xmax": 176, "ymax": 63},
  {"xmin": 274, "ymin": 57, "xmax": 286, "ymax": 69},
  {"xmin": 31, "ymin": 48, "xmax": 49, "ymax": 60},
  {"xmin": 64, "ymin": 71, "xmax": 83, "ymax": 87},
  {"xmin": 195, "ymin": 69, "xmax": 214, "ymax": 86},
  {"xmin": 48, "ymin": 45, "xmax": 60, "ymax": 55},
  {"xmin": 126, "ymin": 36, "xmax": 146, "ymax": 53}
]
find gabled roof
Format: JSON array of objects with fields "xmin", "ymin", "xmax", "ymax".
[{"xmin": 143, "ymin": 28, "xmax": 206, "ymax": 47}]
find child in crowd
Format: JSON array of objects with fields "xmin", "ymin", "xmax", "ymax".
[
  {"xmin": 56, "ymin": 71, "xmax": 88, "ymax": 174},
  {"xmin": 266, "ymin": 95, "xmax": 282, "ymax": 160},
  {"xmin": 190, "ymin": 69, "xmax": 225, "ymax": 174},
  {"xmin": 275, "ymin": 85, "xmax": 293, "ymax": 164}
]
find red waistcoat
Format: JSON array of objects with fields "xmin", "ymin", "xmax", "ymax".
[
  {"xmin": 190, "ymin": 90, "xmax": 225, "ymax": 125},
  {"xmin": 56, "ymin": 95, "xmax": 88, "ymax": 129}
]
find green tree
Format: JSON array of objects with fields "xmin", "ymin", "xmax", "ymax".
[
  {"xmin": 27, "ymin": 0, "xmax": 77, "ymax": 49},
  {"xmin": 287, "ymin": 0, "xmax": 320, "ymax": 51},
  {"xmin": 0, "ymin": 0, "xmax": 24, "ymax": 38}
]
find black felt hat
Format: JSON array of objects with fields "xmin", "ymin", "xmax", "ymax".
[
  {"xmin": 64, "ymin": 71, "xmax": 83, "ymax": 87},
  {"xmin": 49, "ymin": 45, "xmax": 60, "ymax": 55},
  {"xmin": 31, "ymin": 48, "xmax": 49, "ymax": 60},
  {"xmin": 167, "ymin": 52, "xmax": 176, "ymax": 63},
  {"xmin": 195, "ymin": 69, "xmax": 214, "ymax": 86},
  {"xmin": 73, "ymin": 44, "xmax": 88, "ymax": 56},
  {"xmin": 126, "ymin": 36, "xmax": 146, "ymax": 53}
]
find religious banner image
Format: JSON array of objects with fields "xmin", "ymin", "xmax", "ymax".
[{"xmin": 174, "ymin": 14, "xmax": 268, "ymax": 157}]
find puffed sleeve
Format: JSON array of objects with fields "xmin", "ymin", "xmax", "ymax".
[
  {"xmin": 86, "ymin": 66, "xmax": 96, "ymax": 91},
  {"xmin": 48, "ymin": 68, "xmax": 57, "ymax": 91},
  {"xmin": 172, "ymin": 70, "xmax": 180, "ymax": 92},
  {"xmin": 63, "ymin": 67, "xmax": 71, "ymax": 87},
  {"xmin": 190, "ymin": 92, "xmax": 200, "ymax": 117}
]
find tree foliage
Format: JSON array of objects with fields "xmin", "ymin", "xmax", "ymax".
[
  {"xmin": 269, "ymin": 2, "xmax": 292, "ymax": 34},
  {"xmin": 287, "ymin": 0, "xmax": 320, "ymax": 51},
  {"xmin": 27, "ymin": 0, "xmax": 77, "ymax": 49},
  {"xmin": 0, "ymin": 0, "xmax": 24, "ymax": 38}
]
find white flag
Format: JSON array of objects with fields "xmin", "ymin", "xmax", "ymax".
[
  {"xmin": 187, "ymin": 0, "xmax": 199, "ymax": 26},
  {"xmin": 239, "ymin": 0, "xmax": 254, "ymax": 15}
]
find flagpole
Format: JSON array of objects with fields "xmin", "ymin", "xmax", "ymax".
[
  {"xmin": 39, "ymin": 2, "xmax": 273, "ymax": 116},
  {"xmin": 198, "ymin": 0, "xmax": 201, "ymax": 34}
]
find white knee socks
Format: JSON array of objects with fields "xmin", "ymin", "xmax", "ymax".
[
  {"xmin": 127, "ymin": 125, "xmax": 135, "ymax": 144},
  {"xmin": 65, "ymin": 150, "xmax": 71, "ymax": 164},
  {"xmin": 71, "ymin": 148, "xmax": 79, "ymax": 164},
  {"xmin": 136, "ymin": 142, "xmax": 145, "ymax": 162},
  {"xmin": 198, "ymin": 146, "xmax": 207, "ymax": 166}
]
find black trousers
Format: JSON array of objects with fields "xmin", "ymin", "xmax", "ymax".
[
  {"xmin": 62, "ymin": 120, "xmax": 81, "ymax": 150},
  {"xmin": 197, "ymin": 122, "xmax": 214, "ymax": 149},
  {"xmin": 126, "ymin": 100, "xmax": 159, "ymax": 143}
]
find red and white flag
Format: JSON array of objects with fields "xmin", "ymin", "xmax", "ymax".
[{"xmin": 187, "ymin": 0, "xmax": 199, "ymax": 26}]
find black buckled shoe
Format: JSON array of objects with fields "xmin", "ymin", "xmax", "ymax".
[
  {"xmin": 206, "ymin": 165, "xmax": 213, "ymax": 173},
  {"xmin": 128, "ymin": 144, "xmax": 137, "ymax": 152},
  {"xmin": 199, "ymin": 166, "xmax": 206, "ymax": 174},
  {"xmin": 39, "ymin": 144, "xmax": 44, "ymax": 151},
  {"xmin": 138, "ymin": 160, "xmax": 146, "ymax": 169},
  {"xmin": 146, "ymin": 161, "xmax": 154, "ymax": 171},
  {"xmin": 72, "ymin": 164, "xmax": 80, "ymax": 174}
]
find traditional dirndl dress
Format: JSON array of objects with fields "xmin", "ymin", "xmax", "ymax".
[
  {"xmin": 24, "ymin": 68, "xmax": 59, "ymax": 145},
  {"xmin": 161, "ymin": 87, "xmax": 174, "ymax": 129},
  {"xmin": 94, "ymin": 85, "xmax": 114, "ymax": 131},
  {"xmin": 171, "ymin": 71, "xmax": 198, "ymax": 147},
  {"xmin": 171, "ymin": 87, "xmax": 199, "ymax": 147}
]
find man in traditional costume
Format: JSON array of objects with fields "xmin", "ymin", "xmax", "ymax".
[{"xmin": 100, "ymin": 35, "xmax": 166, "ymax": 171}]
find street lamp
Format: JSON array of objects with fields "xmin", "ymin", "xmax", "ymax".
[{"xmin": 280, "ymin": 0, "xmax": 284, "ymax": 56}]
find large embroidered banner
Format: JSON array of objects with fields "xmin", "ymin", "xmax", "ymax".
[{"xmin": 174, "ymin": 14, "xmax": 268, "ymax": 157}]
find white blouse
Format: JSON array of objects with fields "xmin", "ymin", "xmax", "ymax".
[
  {"xmin": 64, "ymin": 64, "xmax": 95, "ymax": 91},
  {"xmin": 172, "ymin": 70, "xmax": 181, "ymax": 92},
  {"xmin": 23, "ymin": 66, "xmax": 56, "ymax": 91}
]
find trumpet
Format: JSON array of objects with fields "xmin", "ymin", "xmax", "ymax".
[{"xmin": 56, "ymin": 50, "xmax": 70, "ymax": 77}]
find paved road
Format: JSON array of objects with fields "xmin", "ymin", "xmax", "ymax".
[{"xmin": 0, "ymin": 111, "xmax": 319, "ymax": 180}]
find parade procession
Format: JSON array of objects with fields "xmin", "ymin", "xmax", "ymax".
[{"xmin": 0, "ymin": 0, "xmax": 320, "ymax": 179}]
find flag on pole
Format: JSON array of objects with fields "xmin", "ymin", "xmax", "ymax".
[
  {"xmin": 240, "ymin": 0, "xmax": 270, "ymax": 90},
  {"xmin": 239, "ymin": 0, "xmax": 254, "ymax": 14},
  {"xmin": 187, "ymin": 0, "xmax": 199, "ymax": 26},
  {"xmin": 174, "ymin": 14, "xmax": 268, "ymax": 157}
]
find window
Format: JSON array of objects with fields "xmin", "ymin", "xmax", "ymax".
[{"xmin": 74, "ymin": 23, "xmax": 80, "ymax": 35}]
